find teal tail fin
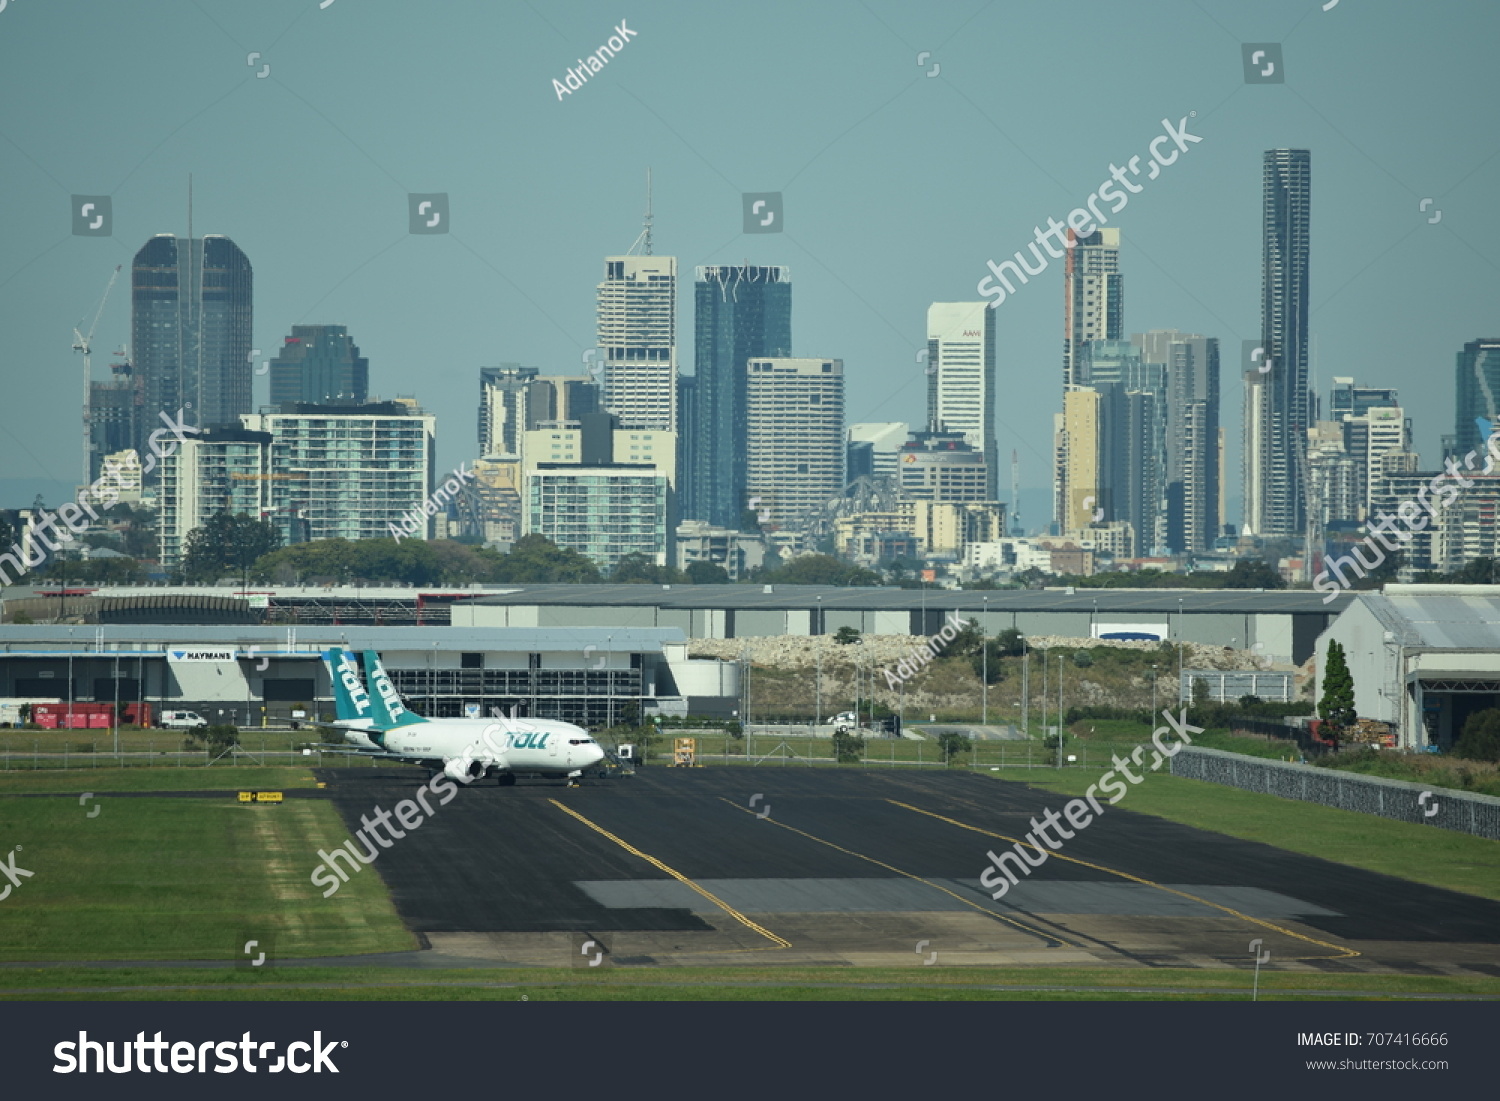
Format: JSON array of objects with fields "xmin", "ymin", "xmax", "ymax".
[
  {"xmin": 325, "ymin": 648, "xmax": 376, "ymax": 723},
  {"xmin": 363, "ymin": 651, "xmax": 426, "ymax": 727}
]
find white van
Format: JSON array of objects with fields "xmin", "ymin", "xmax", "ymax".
[{"xmin": 160, "ymin": 710, "xmax": 208, "ymax": 729}]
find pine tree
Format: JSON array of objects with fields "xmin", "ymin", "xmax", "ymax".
[{"xmin": 1318, "ymin": 640, "xmax": 1357, "ymax": 751}]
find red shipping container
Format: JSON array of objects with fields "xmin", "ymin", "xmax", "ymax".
[
  {"xmin": 36, "ymin": 715, "xmax": 58, "ymax": 729},
  {"xmin": 88, "ymin": 714, "xmax": 111, "ymax": 728}
]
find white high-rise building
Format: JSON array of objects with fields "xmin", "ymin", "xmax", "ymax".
[
  {"xmin": 847, "ymin": 422, "xmax": 909, "ymax": 479},
  {"xmin": 597, "ymin": 255, "xmax": 677, "ymax": 431},
  {"xmin": 745, "ymin": 358, "xmax": 844, "ymax": 530},
  {"xmin": 926, "ymin": 302, "xmax": 997, "ymax": 498}
]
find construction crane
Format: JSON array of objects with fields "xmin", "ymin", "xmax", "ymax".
[{"xmin": 74, "ymin": 265, "xmax": 123, "ymax": 486}]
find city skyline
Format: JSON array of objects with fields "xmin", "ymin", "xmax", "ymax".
[{"xmin": 3, "ymin": 1, "xmax": 1495, "ymax": 539}]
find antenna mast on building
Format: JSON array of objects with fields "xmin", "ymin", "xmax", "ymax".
[{"xmin": 626, "ymin": 168, "xmax": 653, "ymax": 256}]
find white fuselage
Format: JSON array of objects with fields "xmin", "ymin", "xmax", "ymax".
[{"xmin": 376, "ymin": 719, "xmax": 604, "ymax": 775}]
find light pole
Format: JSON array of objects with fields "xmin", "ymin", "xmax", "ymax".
[
  {"xmin": 1177, "ymin": 596, "xmax": 1185, "ymax": 702},
  {"xmin": 1150, "ymin": 663, "xmax": 1158, "ymax": 717},
  {"xmin": 1056, "ymin": 651, "xmax": 1064, "ymax": 768},
  {"xmin": 1020, "ymin": 635, "xmax": 1029, "ymax": 741},
  {"xmin": 815, "ymin": 595, "xmax": 822, "ymax": 730},
  {"xmin": 981, "ymin": 595, "xmax": 989, "ymax": 727}
]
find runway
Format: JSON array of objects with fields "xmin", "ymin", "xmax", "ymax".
[{"xmin": 312, "ymin": 765, "xmax": 1500, "ymax": 974}]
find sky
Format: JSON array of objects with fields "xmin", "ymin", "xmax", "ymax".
[{"xmin": 1, "ymin": 0, "xmax": 1496, "ymax": 532}]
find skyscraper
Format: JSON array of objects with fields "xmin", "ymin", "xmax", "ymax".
[
  {"xmin": 926, "ymin": 302, "xmax": 997, "ymax": 498},
  {"xmin": 1454, "ymin": 338, "xmax": 1500, "ymax": 456},
  {"xmin": 683, "ymin": 264, "xmax": 791, "ymax": 526},
  {"xmin": 1062, "ymin": 228, "xmax": 1123, "ymax": 388},
  {"xmin": 1245, "ymin": 149, "xmax": 1312, "ymax": 537},
  {"xmin": 1057, "ymin": 228, "xmax": 1122, "ymax": 527},
  {"xmin": 1137, "ymin": 330, "xmax": 1220, "ymax": 554},
  {"xmin": 744, "ymin": 358, "xmax": 844, "ymax": 530},
  {"xmin": 597, "ymin": 255, "xmax": 677, "ymax": 431},
  {"xmin": 478, "ymin": 364, "xmax": 545, "ymax": 458},
  {"xmin": 131, "ymin": 234, "xmax": 252, "ymax": 464},
  {"xmin": 267, "ymin": 325, "xmax": 368, "ymax": 407}
]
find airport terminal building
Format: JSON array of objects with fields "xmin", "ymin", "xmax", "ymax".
[{"xmin": 0, "ymin": 626, "xmax": 736, "ymax": 729}]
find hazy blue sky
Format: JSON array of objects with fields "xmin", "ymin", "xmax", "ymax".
[{"xmin": 2, "ymin": 0, "xmax": 1496, "ymax": 531}]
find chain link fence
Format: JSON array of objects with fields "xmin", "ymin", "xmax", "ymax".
[{"xmin": 1169, "ymin": 746, "xmax": 1500, "ymax": 840}]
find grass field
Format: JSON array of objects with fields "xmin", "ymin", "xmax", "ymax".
[
  {"xmin": 2, "ymin": 763, "xmax": 1496, "ymax": 1000},
  {"xmin": 981, "ymin": 767, "xmax": 1500, "ymax": 901},
  {"xmin": 0, "ymin": 767, "xmax": 412, "ymax": 963}
]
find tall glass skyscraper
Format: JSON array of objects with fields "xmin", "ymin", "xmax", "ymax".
[
  {"xmin": 1454, "ymin": 338, "xmax": 1500, "ymax": 456},
  {"xmin": 1245, "ymin": 149, "xmax": 1312, "ymax": 537},
  {"xmin": 131, "ymin": 234, "xmax": 252, "ymax": 464},
  {"xmin": 268, "ymin": 324, "xmax": 368, "ymax": 407},
  {"xmin": 926, "ymin": 301, "xmax": 997, "ymax": 499},
  {"xmin": 682, "ymin": 264, "xmax": 791, "ymax": 526}
]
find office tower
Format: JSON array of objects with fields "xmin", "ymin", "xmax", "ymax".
[
  {"xmin": 926, "ymin": 302, "xmax": 998, "ymax": 498},
  {"xmin": 1306, "ymin": 421, "xmax": 1361, "ymax": 527},
  {"xmin": 240, "ymin": 401, "xmax": 435, "ymax": 543},
  {"xmin": 897, "ymin": 429, "xmax": 990, "ymax": 503},
  {"xmin": 1057, "ymin": 228, "xmax": 1122, "ymax": 527},
  {"xmin": 684, "ymin": 264, "xmax": 792, "ymax": 525},
  {"xmin": 1330, "ymin": 377, "xmax": 1398, "ymax": 421},
  {"xmin": 1060, "ymin": 388, "xmax": 1102, "ymax": 531},
  {"xmin": 267, "ymin": 325, "xmax": 368, "ymax": 406},
  {"xmin": 478, "ymin": 365, "xmax": 545, "ymax": 457},
  {"xmin": 131, "ymin": 234, "xmax": 252, "ymax": 462},
  {"xmin": 1137, "ymin": 330, "xmax": 1220, "ymax": 554},
  {"xmin": 1072, "ymin": 339, "xmax": 1167, "ymax": 552},
  {"xmin": 1342, "ymin": 404, "xmax": 1409, "ymax": 515},
  {"xmin": 156, "ymin": 426, "xmax": 274, "ymax": 567},
  {"xmin": 522, "ymin": 414, "xmax": 676, "ymax": 487},
  {"xmin": 744, "ymin": 358, "xmax": 844, "ymax": 529},
  {"xmin": 597, "ymin": 255, "xmax": 677, "ymax": 431},
  {"xmin": 1245, "ymin": 149, "xmax": 1312, "ymax": 536},
  {"xmin": 1062, "ymin": 228, "xmax": 1123, "ymax": 387},
  {"xmin": 847, "ymin": 423, "xmax": 910, "ymax": 481},
  {"xmin": 86, "ymin": 360, "xmax": 140, "ymax": 484},
  {"xmin": 524, "ymin": 465, "xmax": 671, "ymax": 573},
  {"xmin": 1455, "ymin": 338, "xmax": 1500, "ymax": 457}
]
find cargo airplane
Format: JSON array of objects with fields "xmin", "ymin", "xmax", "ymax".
[{"xmin": 317, "ymin": 648, "xmax": 605, "ymax": 786}]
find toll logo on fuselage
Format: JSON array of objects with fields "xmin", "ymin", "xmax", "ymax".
[{"xmin": 510, "ymin": 730, "xmax": 551, "ymax": 751}]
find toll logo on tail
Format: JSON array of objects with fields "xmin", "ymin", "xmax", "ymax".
[
  {"xmin": 326, "ymin": 649, "xmax": 373, "ymax": 721},
  {"xmin": 363, "ymin": 651, "xmax": 425, "ymax": 728}
]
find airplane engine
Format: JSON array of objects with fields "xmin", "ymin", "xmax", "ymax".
[{"xmin": 444, "ymin": 756, "xmax": 488, "ymax": 783}]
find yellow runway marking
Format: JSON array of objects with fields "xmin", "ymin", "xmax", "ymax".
[
  {"xmin": 547, "ymin": 799, "xmax": 791, "ymax": 951},
  {"xmin": 718, "ymin": 798, "xmax": 1075, "ymax": 949},
  {"xmin": 888, "ymin": 799, "xmax": 1359, "ymax": 961}
]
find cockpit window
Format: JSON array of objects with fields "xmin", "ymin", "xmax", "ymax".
[{"xmin": 568, "ymin": 738, "xmax": 597, "ymax": 745}]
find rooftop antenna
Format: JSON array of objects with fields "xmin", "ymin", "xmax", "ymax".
[{"xmin": 626, "ymin": 168, "xmax": 653, "ymax": 256}]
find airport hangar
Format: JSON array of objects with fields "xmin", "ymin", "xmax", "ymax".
[
  {"xmin": 0, "ymin": 625, "xmax": 737, "ymax": 728},
  {"xmin": 453, "ymin": 584, "xmax": 1354, "ymax": 666}
]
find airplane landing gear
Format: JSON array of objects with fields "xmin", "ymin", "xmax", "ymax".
[{"xmin": 496, "ymin": 772, "xmax": 516, "ymax": 786}]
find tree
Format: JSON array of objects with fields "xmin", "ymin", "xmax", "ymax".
[
  {"xmin": 831, "ymin": 727, "xmax": 865, "ymax": 763},
  {"xmin": 179, "ymin": 513, "xmax": 280, "ymax": 583},
  {"xmin": 833, "ymin": 625, "xmax": 862, "ymax": 645},
  {"xmin": 760, "ymin": 554, "xmax": 882, "ymax": 587},
  {"xmin": 610, "ymin": 553, "xmax": 683, "ymax": 585},
  {"xmin": 945, "ymin": 617, "xmax": 984, "ymax": 657},
  {"xmin": 1317, "ymin": 639, "xmax": 1357, "ymax": 752},
  {"xmin": 491, "ymin": 534, "xmax": 601, "ymax": 583},
  {"xmin": 1222, "ymin": 558, "xmax": 1285, "ymax": 589},
  {"xmin": 1453, "ymin": 708, "xmax": 1500, "ymax": 763},
  {"xmin": 995, "ymin": 628, "xmax": 1027, "ymax": 657},
  {"xmin": 685, "ymin": 560, "xmax": 730, "ymax": 584},
  {"xmin": 935, "ymin": 729, "xmax": 972, "ymax": 765}
]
